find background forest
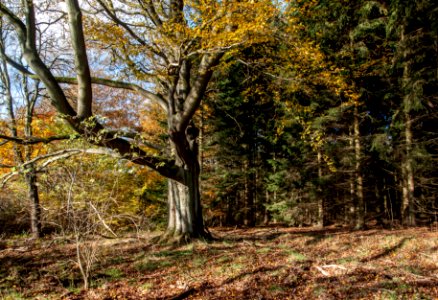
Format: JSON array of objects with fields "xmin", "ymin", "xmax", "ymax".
[
  {"xmin": 0, "ymin": 1, "xmax": 437, "ymax": 299},
  {"xmin": 0, "ymin": 0, "xmax": 437, "ymax": 239}
]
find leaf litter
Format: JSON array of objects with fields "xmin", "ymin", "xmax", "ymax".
[{"xmin": 0, "ymin": 226, "xmax": 437, "ymax": 299}]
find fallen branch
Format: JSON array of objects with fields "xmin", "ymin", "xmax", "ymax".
[{"xmin": 315, "ymin": 264, "xmax": 348, "ymax": 276}]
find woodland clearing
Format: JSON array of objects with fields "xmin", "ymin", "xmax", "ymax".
[{"xmin": 1, "ymin": 226, "xmax": 437, "ymax": 299}]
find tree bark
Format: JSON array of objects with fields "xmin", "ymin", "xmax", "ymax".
[
  {"xmin": 317, "ymin": 150, "xmax": 325, "ymax": 227},
  {"xmin": 25, "ymin": 164, "xmax": 41, "ymax": 239},
  {"xmin": 165, "ymin": 125, "xmax": 208, "ymax": 240},
  {"xmin": 0, "ymin": 39, "xmax": 42, "ymax": 238},
  {"xmin": 400, "ymin": 27, "xmax": 416, "ymax": 226},
  {"xmin": 401, "ymin": 111, "xmax": 416, "ymax": 226},
  {"xmin": 244, "ymin": 159, "xmax": 256, "ymax": 227},
  {"xmin": 166, "ymin": 170, "xmax": 205, "ymax": 239},
  {"xmin": 353, "ymin": 106, "xmax": 365, "ymax": 229}
]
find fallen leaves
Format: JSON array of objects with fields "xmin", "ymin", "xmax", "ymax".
[{"xmin": 0, "ymin": 226, "xmax": 437, "ymax": 299}]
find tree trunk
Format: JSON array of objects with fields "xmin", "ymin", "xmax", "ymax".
[
  {"xmin": 346, "ymin": 128, "xmax": 355, "ymax": 225},
  {"xmin": 167, "ymin": 171, "xmax": 205, "ymax": 239},
  {"xmin": 401, "ymin": 112, "xmax": 416, "ymax": 226},
  {"xmin": 244, "ymin": 165, "xmax": 256, "ymax": 227},
  {"xmin": 317, "ymin": 150, "xmax": 325, "ymax": 227},
  {"xmin": 26, "ymin": 164, "xmax": 41, "ymax": 239},
  {"xmin": 1, "ymin": 50, "xmax": 43, "ymax": 239},
  {"xmin": 165, "ymin": 124, "xmax": 208, "ymax": 241},
  {"xmin": 263, "ymin": 190, "xmax": 271, "ymax": 225},
  {"xmin": 400, "ymin": 27, "xmax": 416, "ymax": 227},
  {"xmin": 353, "ymin": 106, "xmax": 365, "ymax": 229}
]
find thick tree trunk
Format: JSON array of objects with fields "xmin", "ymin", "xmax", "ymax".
[
  {"xmin": 164, "ymin": 123, "xmax": 208, "ymax": 241},
  {"xmin": 167, "ymin": 172, "xmax": 205, "ymax": 239}
]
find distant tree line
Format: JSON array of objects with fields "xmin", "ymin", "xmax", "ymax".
[
  {"xmin": 0, "ymin": 0, "xmax": 436, "ymax": 239},
  {"xmin": 201, "ymin": 0, "xmax": 437, "ymax": 229}
]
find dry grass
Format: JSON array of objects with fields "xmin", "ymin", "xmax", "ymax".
[{"xmin": 0, "ymin": 226, "xmax": 437, "ymax": 299}]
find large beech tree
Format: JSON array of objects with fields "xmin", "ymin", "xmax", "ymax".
[{"xmin": 0, "ymin": 0, "xmax": 275, "ymax": 239}]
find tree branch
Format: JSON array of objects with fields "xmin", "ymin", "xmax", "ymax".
[
  {"xmin": 0, "ymin": 1, "xmax": 180, "ymax": 183},
  {"xmin": 137, "ymin": 0, "xmax": 163, "ymax": 28},
  {"xmin": 0, "ymin": 163, "xmax": 14, "ymax": 168},
  {"xmin": 0, "ymin": 1, "xmax": 76, "ymax": 117},
  {"xmin": 2, "ymin": 54, "xmax": 168, "ymax": 112},
  {"xmin": 0, "ymin": 134, "xmax": 79, "ymax": 145},
  {"xmin": 178, "ymin": 53, "xmax": 222, "ymax": 131},
  {"xmin": 96, "ymin": 0, "xmax": 147, "ymax": 46},
  {"xmin": 88, "ymin": 201, "xmax": 117, "ymax": 237},
  {"xmin": 66, "ymin": 0, "xmax": 93, "ymax": 119},
  {"xmin": 106, "ymin": 130, "xmax": 164, "ymax": 151},
  {"xmin": 0, "ymin": 148, "xmax": 120, "ymax": 188}
]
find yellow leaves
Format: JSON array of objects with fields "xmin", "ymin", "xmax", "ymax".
[
  {"xmin": 85, "ymin": 17, "xmax": 127, "ymax": 47},
  {"xmin": 0, "ymin": 141, "xmax": 15, "ymax": 173},
  {"xmin": 185, "ymin": 0, "xmax": 276, "ymax": 51},
  {"xmin": 323, "ymin": 154, "xmax": 337, "ymax": 173},
  {"xmin": 299, "ymin": 121, "xmax": 337, "ymax": 173}
]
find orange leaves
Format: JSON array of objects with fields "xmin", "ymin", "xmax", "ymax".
[
  {"xmin": 0, "ymin": 111, "xmax": 58, "ymax": 174},
  {"xmin": 138, "ymin": 102, "xmax": 167, "ymax": 149}
]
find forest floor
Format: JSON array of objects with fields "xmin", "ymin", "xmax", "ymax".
[{"xmin": 0, "ymin": 226, "xmax": 437, "ymax": 299}]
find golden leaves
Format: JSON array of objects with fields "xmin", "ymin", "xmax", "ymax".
[{"xmin": 0, "ymin": 112, "xmax": 57, "ymax": 174}]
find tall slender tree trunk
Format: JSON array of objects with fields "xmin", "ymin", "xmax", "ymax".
[
  {"xmin": 25, "ymin": 165, "xmax": 41, "ymax": 239},
  {"xmin": 317, "ymin": 150, "xmax": 325, "ymax": 227},
  {"xmin": 401, "ymin": 112, "xmax": 416, "ymax": 226},
  {"xmin": 400, "ymin": 28, "xmax": 416, "ymax": 226},
  {"xmin": 354, "ymin": 105, "xmax": 365, "ymax": 229},
  {"xmin": 1, "ymin": 49, "xmax": 42, "ymax": 238},
  {"xmin": 244, "ymin": 160, "xmax": 256, "ymax": 226},
  {"xmin": 346, "ymin": 129, "xmax": 356, "ymax": 225},
  {"xmin": 264, "ymin": 190, "xmax": 271, "ymax": 225},
  {"xmin": 23, "ymin": 77, "xmax": 42, "ymax": 238}
]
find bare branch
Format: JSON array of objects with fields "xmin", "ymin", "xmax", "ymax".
[
  {"xmin": 1, "ymin": 1, "xmax": 76, "ymax": 117},
  {"xmin": 0, "ymin": 134, "xmax": 79, "ymax": 145},
  {"xmin": 88, "ymin": 202, "xmax": 117, "ymax": 237},
  {"xmin": 0, "ymin": 148, "xmax": 120, "ymax": 187},
  {"xmin": 0, "ymin": 163, "xmax": 14, "ymax": 168},
  {"xmin": 96, "ymin": 0, "xmax": 147, "ymax": 46},
  {"xmin": 3, "ymin": 55, "xmax": 168, "ymax": 112},
  {"xmin": 137, "ymin": 0, "xmax": 163, "ymax": 27}
]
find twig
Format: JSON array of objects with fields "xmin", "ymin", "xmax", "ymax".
[{"xmin": 88, "ymin": 202, "xmax": 117, "ymax": 238}]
